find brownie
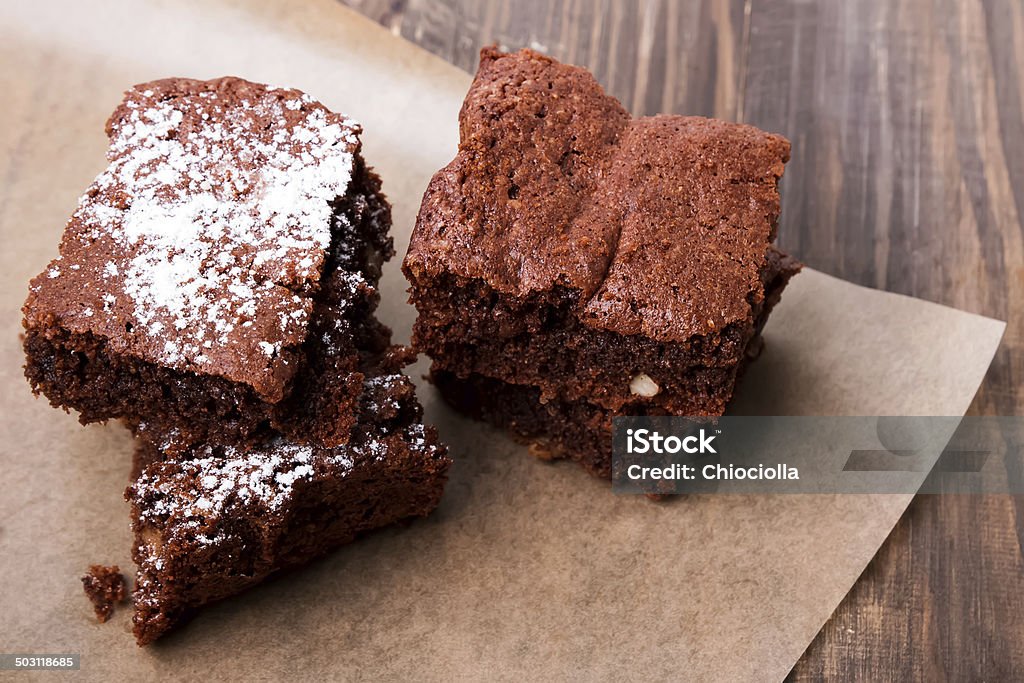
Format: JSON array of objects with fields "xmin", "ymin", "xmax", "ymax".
[
  {"xmin": 81, "ymin": 565, "xmax": 127, "ymax": 623},
  {"xmin": 404, "ymin": 48, "xmax": 800, "ymax": 474},
  {"xmin": 23, "ymin": 77, "xmax": 393, "ymax": 449},
  {"xmin": 126, "ymin": 371, "xmax": 450, "ymax": 646},
  {"xmin": 433, "ymin": 248, "xmax": 800, "ymax": 477}
]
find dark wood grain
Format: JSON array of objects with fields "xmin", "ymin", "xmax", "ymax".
[
  {"xmin": 340, "ymin": 0, "xmax": 1024, "ymax": 678},
  {"xmin": 742, "ymin": 2, "xmax": 1024, "ymax": 679},
  {"xmin": 341, "ymin": 0, "xmax": 749, "ymax": 120}
]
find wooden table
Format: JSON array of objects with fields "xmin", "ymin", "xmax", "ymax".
[{"xmin": 341, "ymin": 0, "xmax": 1024, "ymax": 678}]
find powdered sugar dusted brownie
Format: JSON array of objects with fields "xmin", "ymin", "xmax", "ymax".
[
  {"xmin": 127, "ymin": 372, "xmax": 449, "ymax": 646},
  {"xmin": 404, "ymin": 49, "xmax": 800, "ymax": 475},
  {"xmin": 23, "ymin": 77, "xmax": 393, "ymax": 448}
]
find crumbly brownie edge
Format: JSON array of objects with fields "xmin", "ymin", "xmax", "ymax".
[
  {"xmin": 131, "ymin": 343, "xmax": 422, "ymax": 473},
  {"xmin": 269, "ymin": 159, "xmax": 396, "ymax": 446}
]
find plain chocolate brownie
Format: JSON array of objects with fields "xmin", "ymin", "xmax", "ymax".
[{"xmin": 404, "ymin": 48, "xmax": 801, "ymax": 474}]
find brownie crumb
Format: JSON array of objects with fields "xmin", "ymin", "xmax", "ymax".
[{"xmin": 81, "ymin": 565, "xmax": 127, "ymax": 623}]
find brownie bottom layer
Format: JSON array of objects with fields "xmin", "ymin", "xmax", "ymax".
[
  {"xmin": 432, "ymin": 339, "xmax": 766, "ymax": 479},
  {"xmin": 434, "ymin": 368, "xmax": 614, "ymax": 476},
  {"xmin": 430, "ymin": 251, "xmax": 801, "ymax": 478}
]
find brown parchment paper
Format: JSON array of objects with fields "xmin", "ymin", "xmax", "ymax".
[{"xmin": 0, "ymin": 1, "xmax": 1006, "ymax": 681}]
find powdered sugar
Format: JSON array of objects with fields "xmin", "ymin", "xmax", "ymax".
[
  {"xmin": 363, "ymin": 374, "xmax": 405, "ymax": 413},
  {"xmin": 77, "ymin": 81, "xmax": 358, "ymax": 370},
  {"xmin": 131, "ymin": 422, "xmax": 441, "ymax": 533},
  {"xmin": 129, "ymin": 421, "xmax": 446, "ymax": 634},
  {"xmin": 133, "ymin": 438, "xmax": 356, "ymax": 532}
]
